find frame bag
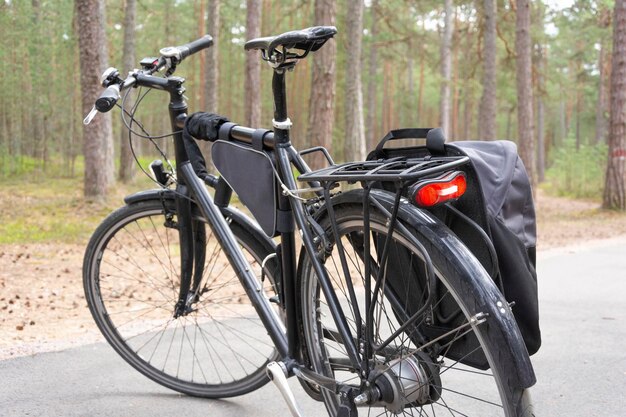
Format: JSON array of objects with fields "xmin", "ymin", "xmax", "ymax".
[{"xmin": 211, "ymin": 127, "xmax": 279, "ymax": 238}]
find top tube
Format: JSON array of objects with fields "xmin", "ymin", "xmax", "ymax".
[{"xmin": 215, "ymin": 123, "xmax": 276, "ymax": 150}]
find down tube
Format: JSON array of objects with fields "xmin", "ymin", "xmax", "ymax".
[{"xmin": 180, "ymin": 161, "xmax": 289, "ymax": 358}]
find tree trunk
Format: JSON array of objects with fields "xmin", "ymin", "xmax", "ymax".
[
  {"xmin": 506, "ymin": 105, "xmax": 514, "ymax": 140},
  {"xmin": 478, "ymin": 0, "xmax": 497, "ymax": 140},
  {"xmin": 244, "ymin": 0, "xmax": 262, "ymax": 127},
  {"xmin": 439, "ymin": 0, "xmax": 453, "ymax": 138},
  {"xmin": 559, "ymin": 99, "xmax": 567, "ymax": 143},
  {"xmin": 382, "ymin": 62, "xmax": 391, "ymax": 135},
  {"xmin": 515, "ymin": 0, "xmax": 535, "ymax": 188},
  {"xmin": 118, "ymin": 0, "xmax": 136, "ymax": 183},
  {"xmin": 31, "ymin": 0, "xmax": 46, "ymax": 168},
  {"xmin": 536, "ymin": 99, "xmax": 545, "ymax": 181},
  {"xmin": 343, "ymin": 0, "xmax": 365, "ymax": 161},
  {"xmin": 199, "ymin": 0, "xmax": 220, "ymax": 170},
  {"xmin": 595, "ymin": 43, "xmax": 609, "ymax": 144},
  {"xmin": 463, "ymin": 87, "xmax": 473, "ymax": 140},
  {"xmin": 305, "ymin": 0, "xmax": 336, "ymax": 170},
  {"xmin": 366, "ymin": 0, "xmax": 378, "ymax": 150},
  {"xmin": 417, "ymin": 31, "xmax": 425, "ymax": 125},
  {"xmin": 451, "ymin": 22, "xmax": 460, "ymax": 141},
  {"xmin": 205, "ymin": 0, "xmax": 220, "ymax": 113},
  {"xmin": 406, "ymin": 40, "xmax": 414, "ymax": 128},
  {"xmin": 575, "ymin": 91, "xmax": 582, "ymax": 150},
  {"xmin": 603, "ymin": 0, "xmax": 626, "ymax": 210},
  {"xmin": 76, "ymin": 0, "xmax": 113, "ymax": 200},
  {"xmin": 536, "ymin": 45, "xmax": 546, "ymax": 183}
]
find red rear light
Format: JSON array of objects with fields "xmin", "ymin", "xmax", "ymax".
[{"xmin": 410, "ymin": 171, "xmax": 467, "ymax": 208}]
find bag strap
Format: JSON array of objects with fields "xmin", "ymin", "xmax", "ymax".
[
  {"xmin": 252, "ymin": 128, "xmax": 271, "ymax": 151},
  {"xmin": 372, "ymin": 127, "xmax": 447, "ymax": 158},
  {"xmin": 218, "ymin": 122, "xmax": 238, "ymax": 141},
  {"xmin": 217, "ymin": 123, "xmax": 270, "ymax": 152}
]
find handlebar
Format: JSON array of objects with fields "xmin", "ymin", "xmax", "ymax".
[
  {"xmin": 160, "ymin": 35, "xmax": 213, "ymax": 61},
  {"xmin": 84, "ymin": 34, "xmax": 214, "ymax": 125}
]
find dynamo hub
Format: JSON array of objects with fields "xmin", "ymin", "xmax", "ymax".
[{"xmin": 372, "ymin": 351, "xmax": 442, "ymax": 414}]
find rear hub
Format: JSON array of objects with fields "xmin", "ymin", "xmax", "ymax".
[{"xmin": 371, "ymin": 351, "xmax": 442, "ymax": 414}]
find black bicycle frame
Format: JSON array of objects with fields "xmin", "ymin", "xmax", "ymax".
[
  {"xmin": 269, "ymin": 69, "xmax": 361, "ymax": 367},
  {"xmin": 142, "ymin": 68, "xmax": 363, "ymax": 377},
  {"xmin": 139, "ymin": 74, "xmax": 291, "ymax": 358}
]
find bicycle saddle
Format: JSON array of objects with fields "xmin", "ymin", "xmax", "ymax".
[{"xmin": 245, "ymin": 26, "xmax": 337, "ymax": 55}]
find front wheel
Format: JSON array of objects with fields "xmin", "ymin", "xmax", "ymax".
[
  {"xmin": 299, "ymin": 203, "xmax": 534, "ymax": 416},
  {"xmin": 83, "ymin": 198, "xmax": 279, "ymax": 398}
]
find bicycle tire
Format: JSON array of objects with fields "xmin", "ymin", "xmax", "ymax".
[
  {"xmin": 299, "ymin": 201, "xmax": 535, "ymax": 417},
  {"xmin": 83, "ymin": 198, "xmax": 280, "ymax": 398}
]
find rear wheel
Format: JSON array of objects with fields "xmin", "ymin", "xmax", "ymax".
[
  {"xmin": 299, "ymin": 203, "xmax": 534, "ymax": 416},
  {"xmin": 83, "ymin": 198, "xmax": 279, "ymax": 398}
]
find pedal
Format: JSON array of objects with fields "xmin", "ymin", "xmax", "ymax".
[{"xmin": 266, "ymin": 362, "xmax": 305, "ymax": 417}]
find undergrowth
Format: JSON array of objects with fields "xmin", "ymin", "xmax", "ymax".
[
  {"xmin": 545, "ymin": 139, "xmax": 607, "ymax": 200},
  {"xmin": 0, "ymin": 174, "xmax": 154, "ymax": 245}
]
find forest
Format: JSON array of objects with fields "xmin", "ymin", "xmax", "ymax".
[{"xmin": 1, "ymin": 0, "xmax": 625, "ymax": 209}]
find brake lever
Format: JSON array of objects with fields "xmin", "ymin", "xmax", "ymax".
[{"xmin": 165, "ymin": 61, "xmax": 177, "ymax": 77}]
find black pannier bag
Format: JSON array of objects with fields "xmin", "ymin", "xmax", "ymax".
[{"xmin": 367, "ymin": 129, "xmax": 540, "ymax": 360}]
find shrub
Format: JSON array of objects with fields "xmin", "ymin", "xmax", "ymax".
[{"xmin": 545, "ymin": 138, "xmax": 607, "ymax": 199}]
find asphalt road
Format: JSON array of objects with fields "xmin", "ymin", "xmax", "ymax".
[{"xmin": 1, "ymin": 238, "xmax": 625, "ymax": 416}]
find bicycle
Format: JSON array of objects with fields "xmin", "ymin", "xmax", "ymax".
[{"xmin": 83, "ymin": 26, "xmax": 536, "ymax": 417}]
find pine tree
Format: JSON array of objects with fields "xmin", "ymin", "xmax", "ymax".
[
  {"xmin": 245, "ymin": 0, "xmax": 262, "ymax": 127},
  {"xmin": 515, "ymin": 0, "xmax": 535, "ymax": 188},
  {"xmin": 344, "ymin": 0, "xmax": 366, "ymax": 161},
  {"xmin": 118, "ymin": 0, "xmax": 136, "ymax": 183},
  {"xmin": 603, "ymin": 0, "xmax": 626, "ymax": 210},
  {"xmin": 205, "ymin": 0, "xmax": 220, "ymax": 113},
  {"xmin": 305, "ymin": 0, "xmax": 336, "ymax": 170},
  {"xmin": 439, "ymin": 0, "xmax": 453, "ymax": 138},
  {"xmin": 76, "ymin": 0, "xmax": 114, "ymax": 199},
  {"xmin": 478, "ymin": 0, "xmax": 497, "ymax": 140}
]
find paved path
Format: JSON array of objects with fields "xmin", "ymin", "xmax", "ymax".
[
  {"xmin": 531, "ymin": 238, "xmax": 626, "ymax": 416},
  {"xmin": 1, "ymin": 239, "xmax": 625, "ymax": 416}
]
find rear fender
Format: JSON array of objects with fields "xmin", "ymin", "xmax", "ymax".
[{"xmin": 322, "ymin": 189, "xmax": 536, "ymax": 389}]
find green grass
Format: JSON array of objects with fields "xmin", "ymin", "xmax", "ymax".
[
  {"xmin": 0, "ymin": 175, "xmax": 153, "ymax": 245},
  {"xmin": 0, "ymin": 154, "xmax": 84, "ymax": 179}
]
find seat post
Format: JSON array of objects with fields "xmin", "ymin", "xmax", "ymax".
[{"xmin": 272, "ymin": 69, "xmax": 292, "ymax": 144}]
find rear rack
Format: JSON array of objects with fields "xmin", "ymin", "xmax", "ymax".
[{"xmin": 298, "ymin": 156, "xmax": 470, "ymax": 184}]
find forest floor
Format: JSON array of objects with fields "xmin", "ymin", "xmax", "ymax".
[{"xmin": 1, "ymin": 185, "xmax": 626, "ymax": 360}]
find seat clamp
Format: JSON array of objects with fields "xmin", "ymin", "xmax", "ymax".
[{"xmin": 272, "ymin": 118, "xmax": 292, "ymax": 131}]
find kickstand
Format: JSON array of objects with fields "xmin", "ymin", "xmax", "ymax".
[{"xmin": 266, "ymin": 362, "xmax": 305, "ymax": 417}]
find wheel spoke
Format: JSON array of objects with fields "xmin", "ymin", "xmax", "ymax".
[
  {"xmin": 301, "ymin": 209, "xmax": 518, "ymax": 416},
  {"xmin": 85, "ymin": 203, "xmax": 278, "ymax": 397}
]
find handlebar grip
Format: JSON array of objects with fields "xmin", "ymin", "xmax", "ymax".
[
  {"xmin": 178, "ymin": 35, "xmax": 213, "ymax": 60},
  {"xmin": 95, "ymin": 85, "xmax": 120, "ymax": 113}
]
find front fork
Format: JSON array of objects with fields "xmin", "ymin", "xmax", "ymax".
[
  {"xmin": 173, "ymin": 177, "xmax": 231, "ymax": 318},
  {"xmin": 173, "ymin": 183, "xmax": 199, "ymax": 318}
]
